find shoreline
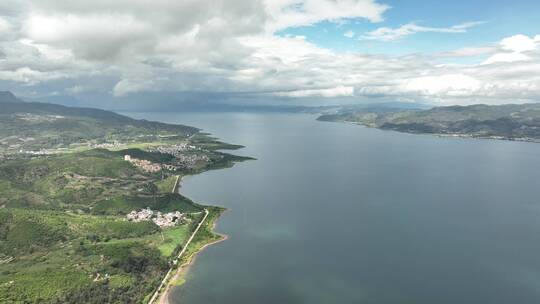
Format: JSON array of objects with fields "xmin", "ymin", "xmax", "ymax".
[
  {"xmin": 151, "ymin": 141, "xmax": 247, "ymax": 303},
  {"xmin": 156, "ymin": 208, "xmax": 228, "ymax": 304},
  {"xmin": 335, "ymin": 120, "xmax": 540, "ymax": 144},
  {"xmin": 160, "ymin": 234, "xmax": 229, "ymax": 304}
]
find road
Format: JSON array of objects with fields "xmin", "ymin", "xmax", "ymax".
[
  {"xmin": 148, "ymin": 208, "xmax": 210, "ymax": 304},
  {"xmin": 171, "ymin": 175, "xmax": 181, "ymax": 194}
]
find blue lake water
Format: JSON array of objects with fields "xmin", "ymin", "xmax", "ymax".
[{"xmin": 128, "ymin": 112, "xmax": 540, "ymax": 304}]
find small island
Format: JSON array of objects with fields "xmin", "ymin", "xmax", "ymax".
[{"xmin": 0, "ymin": 93, "xmax": 252, "ymax": 303}]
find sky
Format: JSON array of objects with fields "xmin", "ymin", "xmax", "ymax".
[{"xmin": 0, "ymin": 0, "xmax": 540, "ymax": 106}]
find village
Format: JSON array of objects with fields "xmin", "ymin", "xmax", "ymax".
[
  {"xmin": 148, "ymin": 143, "xmax": 197, "ymax": 155},
  {"xmin": 147, "ymin": 144, "xmax": 211, "ymax": 168},
  {"xmin": 124, "ymin": 149, "xmax": 211, "ymax": 173},
  {"xmin": 126, "ymin": 207, "xmax": 187, "ymax": 228},
  {"xmin": 123, "ymin": 154, "xmax": 179, "ymax": 173}
]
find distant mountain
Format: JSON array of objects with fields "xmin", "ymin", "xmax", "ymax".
[
  {"xmin": 311, "ymin": 102, "xmax": 429, "ymax": 115},
  {"xmin": 0, "ymin": 91, "xmax": 22, "ymax": 103},
  {"xmin": 2, "ymin": 100, "xmax": 197, "ymax": 131},
  {"xmin": 318, "ymin": 103, "xmax": 540, "ymax": 142},
  {"xmin": 0, "ymin": 93, "xmax": 198, "ymax": 153},
  {"xmin": 29, "ymin": 90, "xmax": 428, "ymax": 114}
]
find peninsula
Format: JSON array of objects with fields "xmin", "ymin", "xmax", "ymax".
[
  {"xmin": 0, "ymin": 92, "xmax": 251, "ymax": 303},
  {"xmin": 318, "ymin": 103, "xmax": 540, "ymax": 142}
]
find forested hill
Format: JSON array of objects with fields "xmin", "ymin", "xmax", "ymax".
[
  {"xmin": 0, "ymin": 92, "xmax": 198, "ymax": 153},
  {"xmin": 318, "ymin": 103, "xmax": 540, "ymax": 142}
]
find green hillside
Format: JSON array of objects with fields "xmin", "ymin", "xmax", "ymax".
[
  {"xmin": 0, "ymin": 95, "xmax": 249, "ymax": 303},
  {"xmin": 318, "ymin": 103, "xmax": 540, "ymax": 141},
  {"xmin": 0, "ymin": 99, "xmax": 198, "ymax": 154}
]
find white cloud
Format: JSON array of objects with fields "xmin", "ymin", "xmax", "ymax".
[
  {"xmin": 275, "ymin": 86, "xmax": 354, "ymax": 97},
  {"xmin": 19, "ymin": 39, "xmax": 74, "ymax": 61},
  {"xmin": 1, "ymin": 1, "xmax": 540, "ymax": 105},
  {"xmin": 483, "ymin": 34, "xmax": 539, "ymax": 64},
  {"xmin": 344, "ymin": 30, "xmax": 355, "ymax": 38},
  {"xmin": 0, "ymin": 17, "xmax": 11, "ymax": 33},
  {"xmin": 25, "ymin": 14, "xmax": 151, "ymax": 61},
  {"xmin": 402, "ymin": 74, "xmax": 482, "ymax": 96},
  {"xmin": 113, "ymin": 79, "xmax": 156, "ymax": 96},
  {"xmin": 264, "ymin": 0, "xmax": 390, "ymax": 32},
  {"xmin": 360, "ymin": 21, "xmax": 485, "ymax": 42},
  {"xmin": 483, "ymin": 52, "xmax": 530, "ymax": 64},
  {"xmin": 21, "ymin": 0, "xmax": 266, "ymax": 63},
  {"xmin": 437, "ymin": 46, "xmax": 496, "ymax": 58},
  {"xmin": 500, "ymin": 34, "xmax": 538, "ymax": 52},
  {"xmin": 0, "ymin": 67, "xmax": 65, "ymax": 84}
]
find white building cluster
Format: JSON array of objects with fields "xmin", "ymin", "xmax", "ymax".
[
  {"xmin": 91, "ymin": 142, "xmax": 123, "ymax": 149},
  {"xmin": 124, "ymin": 154, "xmax": 180, "ymax": 172},
  {"xmin": 149, "ymin": 143, "xmax": 196, "ymax": 155},
  {"xmin": 124, "ymin": 155, "xmax": 162, "ymax": 173},
  {"xmin": 126, "ymin": 208, "xmax": 185, "ymax": 228},
  {"xmin": 146, "ymin": 145, "xmax": 210, "ymax": 168}
]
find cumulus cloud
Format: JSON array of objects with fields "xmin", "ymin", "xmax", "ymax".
[
  {"xmin": 23, "ymin": 0, "xmax": 266, "ymax": 62},
  {"xmin": 483, "ymin": 34, "xmax": 540, "ymax": 64},
  {"xmin": 500, "ymin": 34, "xmax": 538, "ymax": 52},
  {"xmin": 360, "ymin": 21, "xmax": 485, "ymax": 42},
  {"xmin": 25, "ymin": 14, "xmax": 152, "ymax": 61},
  {"xmin": 1, "ymin": 1, "xmax": 540, "ymax": 105}
]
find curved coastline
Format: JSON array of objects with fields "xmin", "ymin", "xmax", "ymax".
[
  {"xmin": 158, "ymin": 217, "xmax": 229, "ymax": 304},
  {"xmin": 158, "ymin": 209, "xmax": 228, "ymax": 304},
  {"xmin": 146, "ymin": 173, "xmax": 233, "ymax": 304}
]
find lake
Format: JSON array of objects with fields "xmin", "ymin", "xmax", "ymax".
[{"xmin": 128, "ymin": 112, "xmax": 540, "ymax": 304}]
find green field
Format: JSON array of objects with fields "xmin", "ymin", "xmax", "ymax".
[
  {"xmin": 155, "ymin": 225, "xmax": 192, "ymax": 257},
  {"xmin": 156, "ymin": 176, "xmax": 179, "ymax": 194}
]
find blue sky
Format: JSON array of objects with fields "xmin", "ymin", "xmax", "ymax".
[{"xmin": 278, "ymin": 0, "xmax": 540, "ymax": 55}]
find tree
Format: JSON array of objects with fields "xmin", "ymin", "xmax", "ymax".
[{"xmin": 143, "ymin": 182, "xmax": 158, "ymax": 203}]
